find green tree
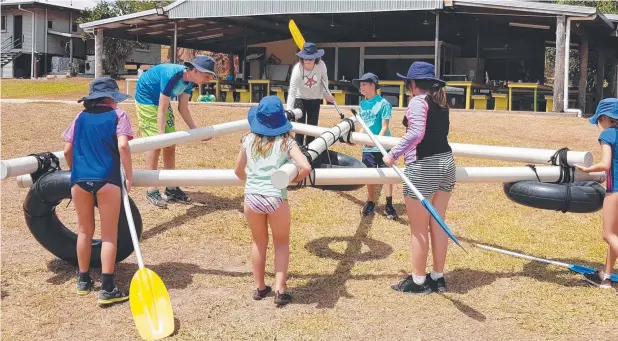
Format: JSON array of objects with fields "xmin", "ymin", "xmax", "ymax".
[
  {"xmin": 78, "ymin": 1, "xmax": 172, "ymax": 77},
  {"xmin": 554, "ymin": 0, "xmax": 618, "ymax": 14}
]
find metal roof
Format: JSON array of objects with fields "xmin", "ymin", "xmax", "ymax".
[
  {"xmin": 606, "ymin": 14, "xmax": 618, "ymax": 23},
  {"xmin": 453, "ymin": 0, "xmax": 614, "ymax": 30},
  {"xmin": 167, "ymin": 0, "xmax": 444, "ymax": 19}
]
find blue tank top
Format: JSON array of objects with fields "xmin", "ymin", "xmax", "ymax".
[{"xmin": 70, "ymin": 106, "xmax": 122, "ymax": 187}]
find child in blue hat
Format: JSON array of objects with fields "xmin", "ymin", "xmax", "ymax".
[
  {"xmin": 62, "ymin": 77, "xmax": 133, "ymax": 305},
  {"xmin": 575, "ymin": 98, "xmax": 618, "ymax": 291},
  {"xmin": 234, "ymin": 96, "xmax": 312, "ymax": 306}
]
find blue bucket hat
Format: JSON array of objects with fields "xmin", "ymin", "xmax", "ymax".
[
  {"xmin": 589, "ymin": 98, "xmax": 618, "ymax": 125},
  {"xmin": 296, "ymin": 42, "xmax": 325, "ymax": 59},
  {"xmin": 184, "ymin": 55, "xmax": 217, "ymax": 77},
  {"xmin": 352, "ymin": 73, "xmax": 381, "ymax": 89},
  {"xmin": 78, "ymin": 77, "xmax": 130, "ymax": 103},
  {"xmin": 248, "ymin": 95, "xmax": 293, "ymax": 136},
  {"xmin": 396, "ymin": 61, "xmax": 446, "ymax": 87}
]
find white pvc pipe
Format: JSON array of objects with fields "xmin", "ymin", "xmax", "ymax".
[
  {"xmin": 1, "ymin": 109, "xmax": 305, "ymax": 180},
  {"xmin": 16, "ymin": 167, "xmax": 605, "ymax": 189},
  {"xmin": 292, "ymin": 125, "xmax": 593, "ymax": 167},
  {"xmin": 1, "ymin": 119, "xmax": 250, "ymax": 179},
  {"xmin": 271, "ymin": 117, "xmax": 357, "ymax": 189}
]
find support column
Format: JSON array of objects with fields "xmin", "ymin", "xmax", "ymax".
[
  {"xmin": 359, "ymin": 46, "xmax": 365, "ymax": 76},
  {"xmin": 577, "ymin": 33, "xmax": 588, "ymax": 112},
  {"xmin": 595, "ymin": 47, "xmax": 605, "ymax": 103},
  {"xmin": 552, "ymin": 15, "xmax": 566, "ymax": 112},
  {"xmin": 608, "ymin": 52, "xmax": 617, "ymax": 97},
  {"xmin": 94, "ymin": 28, "xmax": 103, "ymax": 77},
  {"xmin": 69, "ymin": 12, "xmax": 73, "ymax": 64},
  {"xmin": 434, "ymin": 10, "xmax": 440, "ymax": 76},
  {"xmin": 172, "ymin": 21, "xmax": 177, "ymax": 64}
]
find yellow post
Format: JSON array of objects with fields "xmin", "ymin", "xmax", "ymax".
[
  {"xmin": 509, "ymin": 88, "xmax": 513, "ymax": 111},
  {"xmin": 465, "ymin": 85, "xmax": 472, "ymax": 109}
]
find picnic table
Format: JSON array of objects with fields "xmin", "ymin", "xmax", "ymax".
[
  {"xmin": 507, "ymin": 83, "xmax": 552, "ymax": 112},
  {"xmin": 446, "ymin": 81, "xmax": 489, "ymax": 110}
]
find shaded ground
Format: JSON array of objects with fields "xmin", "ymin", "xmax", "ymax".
[{"xmin": 1, "ymin": 101, "xmax": 617, "ymax": 341}]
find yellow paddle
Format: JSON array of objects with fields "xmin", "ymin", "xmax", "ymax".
[
  {"xmin": 289, "ymin": 19, "xmax": 306, "ymax": 50},
  {"xmin": 121, "ymin": 167, "xmax": 174, "ymax": 340}
]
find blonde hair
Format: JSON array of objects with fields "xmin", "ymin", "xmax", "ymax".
[{"xmin": 242, "ymin": 132, "xmax": 295, "ymax": 159}]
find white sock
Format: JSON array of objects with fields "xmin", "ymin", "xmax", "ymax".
[
  {"xmin": 412, "ymin": 273, "xmax": 426, "ymax": 285},
  {"xmin": 600, "ymin": 271, "xmax": 610, "ymax": 281},
  {"xmin": 430, "ymin": 271, "xmax": 444, "ymax": 281}
]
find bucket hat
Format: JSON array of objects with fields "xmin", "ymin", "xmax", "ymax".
[
  {"xmin": 78, "ymin": 77, "xmax": 130, "ymax": 103},
  {"xmin": 296, "ymin": 42, "xmax": 325, "ymax": 59},
  {"xmin": 247, "ymin": 96, "xmax": 293, "ymax": 136},
  {"xmin": 588, "ymin": 98, "xmax": 618, "ymax": 125},
  {"xmin": 396, "ymin": 61, "xmax": 446, "ymax": 87}
]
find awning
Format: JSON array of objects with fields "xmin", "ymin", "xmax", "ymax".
[{"xmin": 47, "ymin": 30, "xmax": 83, "ymax": 39}]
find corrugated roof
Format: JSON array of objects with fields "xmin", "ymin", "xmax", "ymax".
[
  {"xmin": 453, "ymin": 0, "xmax": 596, "ymax": 16},
  {"xmin": 606, "ymin": 13, "xmax": 618, "ymax": 22},
  {"xmin": 167, "ymin": 0, "xmax": 443, "ymax": 19}
]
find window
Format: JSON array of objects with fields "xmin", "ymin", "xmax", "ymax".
[
  {"xmin": 48, "ymin": 20, "xmax": 52, "ymax": 29},
  {"xmin": 1, "ymin": 16, "xmax": 6, "ymax": 31},
  {"xmin": 72, "ymin": 23, "xmax": 78, "ymax": 32}
]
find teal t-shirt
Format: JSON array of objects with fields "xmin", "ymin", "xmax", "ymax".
[
  {"xmin": 242, "ymin": 134, "xmax": 297, "ymax": 199},
  {"xmin": 359, "ymin": 94, "xmax": 392, "ymax": 152}
]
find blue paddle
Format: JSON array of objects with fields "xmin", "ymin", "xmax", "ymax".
[
  {"xmin": 475, "ymin": 243, "xmax": 618, "ymax": 282},
  {"xmin": 350, "ymin": 109, "xmax": 465, "ymax": 252}
]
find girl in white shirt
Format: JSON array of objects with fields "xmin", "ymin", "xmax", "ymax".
[{"xmin": 286, "ymin": 42, "xmax": 335, "ymax": 146}]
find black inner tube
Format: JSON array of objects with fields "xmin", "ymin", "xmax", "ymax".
[{"xmin": 23, "ymin": 171, "xmax": 143, "ymax": 267}]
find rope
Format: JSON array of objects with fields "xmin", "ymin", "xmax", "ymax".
[
  {"xmin": 548, "ymin": 147, "xmax": 574, "ymax": 213},
  {"xmin": 526, "ymin": 165, "xmax": 542, "ymax": 182},
  {"xmin": 294, "ymin": 145, "xmax": 317, "ymax": 189},
  {"xmin": 28, "ymin": 152, "xmax": 62, "ymax": 183}
]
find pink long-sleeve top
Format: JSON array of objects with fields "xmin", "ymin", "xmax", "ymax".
[{"xmin": 388, "ymin": 94, "xmax": 429, "ymax": 164}]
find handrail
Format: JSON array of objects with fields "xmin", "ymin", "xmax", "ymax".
[{"xmin": 1, "ymin": 35, "xmax": 13, "ymax": 52}]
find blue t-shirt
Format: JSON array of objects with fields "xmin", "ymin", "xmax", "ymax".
[
  {"xmin": 134, "ymin": 64, "xmax": 194, "ymax": 105},
  {"xmin": 599, "ymin": 127, "xmax": 617, "ymax": 192},
  {"xmin": 359, "ymin": 94, "xmax": 392, "ymax": 152}
]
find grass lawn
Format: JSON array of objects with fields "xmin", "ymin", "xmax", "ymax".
[
  {"xmin": 1, "ymin": 102, "xmax": 616, "ymax": 340},
  {"xmin": 1, "ymin": 78, "xmax": 133, "ymax": 100}
]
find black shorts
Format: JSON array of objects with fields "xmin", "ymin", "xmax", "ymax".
[{"xmin": 362, "ymin": 151, "xmax": 389, "ymax": 168}]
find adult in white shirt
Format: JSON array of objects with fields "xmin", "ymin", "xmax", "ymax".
[{"xmin": 286, "ymin": 42, "xmax": 335, "ymax": 146}]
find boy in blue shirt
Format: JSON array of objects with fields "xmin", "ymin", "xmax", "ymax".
[{"xmin": 353, "ymin": 73, "xmax": 398, "ymax": 220}]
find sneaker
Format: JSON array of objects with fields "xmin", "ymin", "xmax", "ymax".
[
  {"xmin": 164, "ymin": 187, "xmax": 192, "ymax": 204},
  {"xmin": 391, "ymin": 275, "xmax": 432, "ymax": 294},
  {"xmin": 426, "ymin": 274, "xmax": 447, "ymax": 293},
  {"xmin": 146, "ymin": 189, "xmax": 168, "ymax": 208},
  {"xmin": 274, "ymin": 291, "xmax": 292, "ymax": 306},
  {"xmin": 98, "ymin": 286, "xmax": 129, "ymax": 305},
  {"xmin": 76, "ymin": 277, "xmax": 93, "ymax": 295},
  {"xmin": 385, "ymin": 205, "xmax": 399, "ymax": 220},
  {"xmin": 361, "ymin": 201, "xmax": 376, "ymax": 216},
  {"xmin": 583, "ymin": 271, "xmax": 612, "ymax": 289},
  {"xmin": 252, "ymin": 285, "xmax": 272, "ymax": 300}
]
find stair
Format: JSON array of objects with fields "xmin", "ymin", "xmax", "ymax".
[{"xmin": 1, "ymin": 51, "xmax": 22, "ymax": 67}]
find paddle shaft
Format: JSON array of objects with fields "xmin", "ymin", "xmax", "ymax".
[
  {"xmin": 121, "ymin": 167, "xmax": 145, "ymax": 270},
  {"xmin": 474, "ymin": 243, "xmax": 571, "ymax": 268}
]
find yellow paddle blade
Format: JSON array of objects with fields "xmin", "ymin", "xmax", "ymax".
[
  {"xmin": 288, "ymin": 19, "xmax": 305, "ymax": 49},
  {"xmin": 130, "ymin": 268, "xmax": 174, "ymax": 341}
]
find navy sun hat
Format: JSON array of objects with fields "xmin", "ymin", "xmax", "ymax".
[
  {"xmin": 396, "ymin": 61, "xmax": 446, "ymax": 87},
  {"xmin": 184, "ymin": 55, "xmax": 217, "ymax": 76},
  {"xmin": 588, "ymin": 98, "xmax": 618, "ymax": 125},
  {"xmin": 78, "ymin": 77, "xmax": 130, "ymax": 103},
  {"xmin": 248, "ymin": 95, "xmax": 293, "ymax": 137},
  {"xmin": 296, "ymin": 42, "xmax": 325, "ymax": 60},
  {"xmin": 352, "ymin": 73, "xmax": 381, "ymax": 89}
]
